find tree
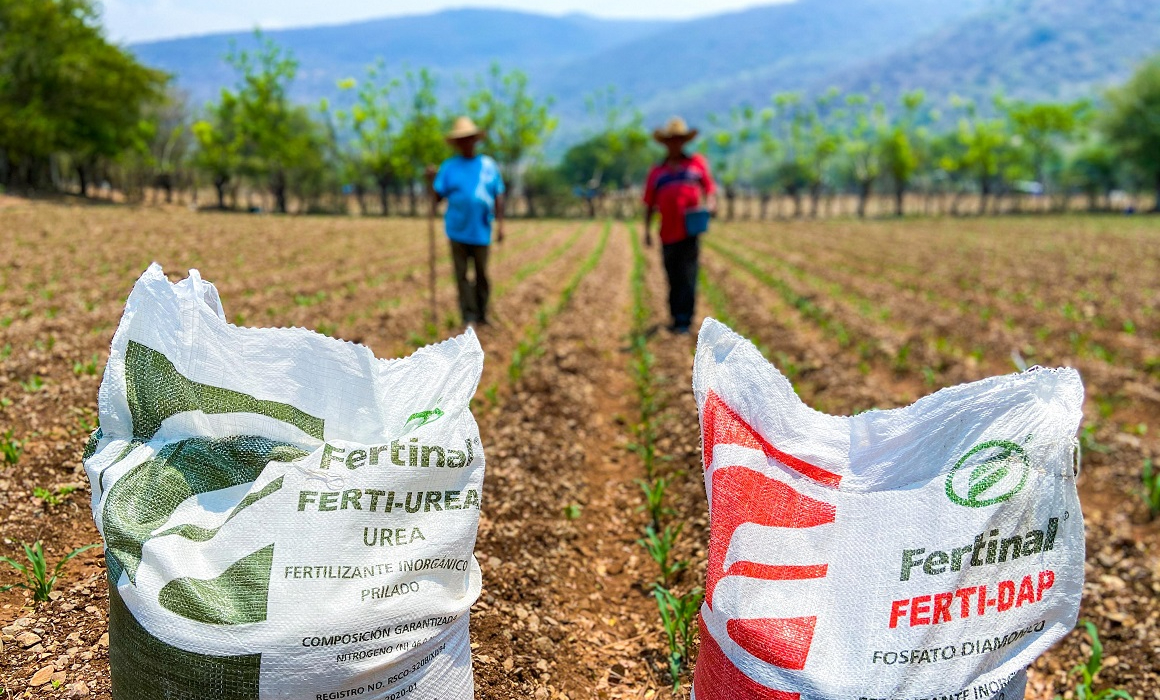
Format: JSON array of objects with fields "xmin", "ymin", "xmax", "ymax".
[
  {"xmin": 950, "ymin": 99, "xmax": 1011, "ymax": 215},
  {"xmin": 0, "ymin": 0, "xmax": 167, "ymax": 193},
  {"xmin": 1103, "ymin": 55, "xmax": 1160, "ymax": 212},
  {"xmin": 143, "ymin": 89, "xmax": 195, "ymax": 204},
  {"xmin": 879, "ymin": 91, "xmax": 925, "ymax": 217},
  {"xmin": 466, "ymin": 64, "xmax": 556, "ymax": 214},
  {"xmin": 335, "ymin": 62, "xmax": 400, "ymax": 215},
  {"xmin": 704, "ymin": 105, "xmax": 764, "ymax": 220},
  {"xmin": 841, "ymin": 94, "xmax": 885, "ymax": 218},
  {"xmin": 1066, "ymin": 139, "xmax": 1120, "ymax": 211},
  {"xmin": 395, "ymin": 69, "xmax": 448, "ymax": 216},
  {"xmin": 1002, "ymin": 98, "xmax": 1091, "ymax": 209},
  {"xmin": 559, "ymin": 88, "xmax": 653, "ymax": 218},
  {"xmin": 192, "ymin": 92, "xmax": 241, "ymax": 209},
  {"xmin": 766, "ymin": 92, "xmax": 842, "ymax": 217},
  {"xmin": 226, "ymin": 34, "xmax": 323, "ymax": 214}
]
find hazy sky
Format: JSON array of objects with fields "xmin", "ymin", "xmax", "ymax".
[{"xmin": 105, "ymin": 0, "xmax": 780, "ymax": 44}]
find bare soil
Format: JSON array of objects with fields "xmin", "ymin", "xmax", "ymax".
[{"xmin": 1, "ymin": 202, "xmax": 1157, "ymax": 699}]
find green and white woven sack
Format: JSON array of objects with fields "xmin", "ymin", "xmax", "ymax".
[{"xmin": 84, "ymin": 264, "xmax": 485, "ymax": 700}]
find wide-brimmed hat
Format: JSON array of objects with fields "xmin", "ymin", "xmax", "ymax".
[
  {"xmin": 446, "ymin": 116, "xmax": 484, "ymax": 141},
  {"xmin": 653, "ymin": 116, "xmax": 698, "ymax": 142}
]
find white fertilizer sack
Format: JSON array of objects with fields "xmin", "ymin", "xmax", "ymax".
[
  {"xmin": 691, "ymin": 319, "xmax": 1084, "ymax": 700},
  {"xmin": 84, "ymin": 265, "xmax": 485, "ymax": 700}
]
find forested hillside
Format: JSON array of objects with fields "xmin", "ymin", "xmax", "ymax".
[{"xmin": 828, "ymin": 0, "xmax": 1160, "ymax": 107}]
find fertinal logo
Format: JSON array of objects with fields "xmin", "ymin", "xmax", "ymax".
[
  {"xmin": 405, "ymin": 408, "xmax": 444, "ymax": 429},
  {"xmin": 945, "ymin": 440, "xmax": 1030, "ymax": 508}
]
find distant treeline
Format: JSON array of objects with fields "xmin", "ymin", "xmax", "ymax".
[{"xmin": 2, "ymin": 0, "xmax": 1160, "ymax": 217}]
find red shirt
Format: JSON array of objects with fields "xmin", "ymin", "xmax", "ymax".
[{"xmin": 643, "ymin": 153, "xmax": 716, "ymax": 245}]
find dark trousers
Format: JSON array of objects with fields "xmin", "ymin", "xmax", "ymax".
[
  {"xmin": 662, "ymin": 236, "xmax": 699, "ymax": 327},
  {"xmin": 450, "ymin": 241, "xmax": 490, "ymax": 323}
]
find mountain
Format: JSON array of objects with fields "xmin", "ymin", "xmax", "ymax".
[
  {"xmin": 130, "ymin": 9, "xmax": 676, "ymax": 105},
  {"xmin": 129, "ymin": 1, "xmax": 1160, "ymax": 143},
  {"xmin": 825, "ymin": 0, "xmax": 1160, "ymax": 107},
  {"xmin": 544, "ymin": 0, "xmax": 988, "ymax": 124}
]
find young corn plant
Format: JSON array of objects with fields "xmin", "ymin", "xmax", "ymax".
[
  {"xmin": 1141, "ymin": 459, "xmax": 1160, "ymax": 518},
  {"xmin": 1, "ymin": 430, "xmax": 23, "ymax": 465},
  {"xmin": 655, "ymin": 585, "xmax": 703, "ymax": 690},
  {"xmin": 72, "ymin": 354, "xmax": 101, "ymax": 376},
  {"xmin": 1057, "ymin": 621, "xmax": 1133, "ymax": 700},
  {"xmin": 33, "ymin": 485, "xmax": 78, "ymax": 507},
  {"xmin": 638, "ymin": 524, "xmax": 688, "ymax": 586},
  {"xmin": 1, "ymin": 542, "xmax": 100, "ymax": 602},
  {"xmin": 636, "ymin": 476, "xmax": 674, "ymax": 531}
]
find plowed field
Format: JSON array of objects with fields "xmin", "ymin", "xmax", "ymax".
[{"xmin": 1, "ymin": 202, "xmax": 1157, "ymax": 699}]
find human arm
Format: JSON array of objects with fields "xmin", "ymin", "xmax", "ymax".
[
  {"xmin": 495, "ymin": 193, "xmax": 505, "ymax": 244},
  {"xmin": 698, "ymin": 154, "xmax": 719, "ymax": 214},
  {"xmin": 642, "ymin": 167, "xmax": 658, "ymax": 247},
  {"xmin": 486, "ymin": 159, "xmax": 506, "ymax": 244},
  {"xmin": 644, "ymin": 206, "xmax": 655, "ymax": 248},
  {"xmin": 426, "ymin": 164, "xmax": 445, "ymax": 204}
]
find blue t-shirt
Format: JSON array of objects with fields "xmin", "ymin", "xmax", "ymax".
[{"xmin": 432, "ymin": 155, "xmax": 505, "ymax": 246}]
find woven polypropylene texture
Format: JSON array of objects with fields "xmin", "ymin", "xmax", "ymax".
[
  {"xmin": 85, "ymin": 264, "xmax": 484, "ymax": 700},
  {"xmin": 690, "ymin": 319, "xmax": 1084, "ymax": 700}
]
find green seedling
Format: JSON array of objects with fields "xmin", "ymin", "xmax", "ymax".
[
  {"xmin": 293, "ymin": 290, "xmax": 327, "ymax": 307},
  {"xmin": 562, "ymin": 503, "xmax": 582, "ymax": 521},
  {"xmin": 1, "ymin": 541, "xmax": 100, "ymax": 602},
  {"xmin": 921, "ymin": 366, "xmax": 937, "ymax": 386},
  {"xmin": 1, "ymin": 430, "xmax": 23, "ymax": 465},
  {"xmin": 73, "ymin": 354, "xmax": 101, "ymax": 376},
  {"xmin": 20, "ymin": 375, "xmax": 44, "ymax": 392},
  {"xmin": 1056, "ymin": 621, "xmax": 1133, "ymax": 700},
  {"xmin": 1079, "ymin": 425, "xmax": 1109, "ymax": 455},
  {"xmin": 1141, "ymin": 459, "xmax": 1160, "ymax": 518},
  {"xmin": 482, "ymin": 383, "xmax": 499, "ymax": 406},
  {"xmin": 638, "ymin": 524, "xmax": 688, "ymax": 586},
  {"xmin": 654, "ymin": 585, "xmax": 703, "ymax": 691},
  {"xmin": 0, "ymin": 343, "xmax": 11, "ymax": 360},
  {"xmin": 33, "ymin": 485, "xmax": 77, "ymax": 507},
  {"xmin": 315, "ymin": 322, "xmax": 338, "ymax": 338},
  {"xmin": 636, "ymin": 476, "xmax": 674, "ymax": 531},
  {"xmin": 892, "ymin": 343, "xmax": 911, "ymax": 372}
]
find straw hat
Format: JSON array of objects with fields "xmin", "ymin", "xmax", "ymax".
[
  {"xmin": 653, "ymin": 116, "xmax": 698, "ymax": 142},
  {"xmin": 446, "ymin": 116, "xmax": 484, "ymax": 141}
]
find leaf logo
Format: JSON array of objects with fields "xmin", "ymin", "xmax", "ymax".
[
  {"xmin": 945, "ymin": 440, "xmax": 1030, "ymax": 508},
  {"xmin": 405, "ymin": 408, "xmax": 444, "ymax": 429}
]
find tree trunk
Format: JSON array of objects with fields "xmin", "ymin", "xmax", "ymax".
[
  {"xmin": 895, "ymin": 184, "xmax": 905, "ymax": 217},
  {"xmin": 354, "ymin": 183, "xmax": 367, "ymax": 216},
  {"xmin": 759, "ymin": 194, "xmax": 770, "ymax": 220},
  {"xmin": 377, "ymin": 179, "xmax": 391, "ymax": 216},
  {"xmin": 408, "ymin": 185, "xmax": 418, "ymax": 217},
  {"xmin": 978, "ymin": 176, "xmax": 990, "ymax": 216},
  {"xmin": 214, "ymin": 177, "xmax": 227, "ymax": 209},
  {"xmin": 809, "ymin": 184, "xmax": 821, "ymax": 218},
  {"xmin": 725, "ymin": 186, "xmax": 736, "ymax": 221},
  {"xmin": 77, "ymin": 165, "xmax": 88, "ymax": 198},
  {"xmin": 1153, "ymin": 172, "xmax": 1160, "ymax": 213},
  {"xmin": 791, "ymin": 190, "xmax": 803, "ymax": 218},
  {"xmin": 857, "ymin": 181, "xmax": 872, "ymax": 218}
]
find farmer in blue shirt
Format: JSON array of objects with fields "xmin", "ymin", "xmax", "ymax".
[{"xmin": 426, "ymin": 116, "xmax": 505, "ymax": 327}]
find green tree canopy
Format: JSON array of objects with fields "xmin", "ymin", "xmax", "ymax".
[
  {"xmin": 1102, "ymin": 56, "xmax": 1160, "ymax": 211},
  {"xmin": 0, "ymin": 0, "xmax": 167, "ymax": 191}
]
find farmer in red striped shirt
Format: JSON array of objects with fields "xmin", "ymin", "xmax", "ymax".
[{"xmin": 643, "ymin": 117, "xmax": 717, "ymax": 335}]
